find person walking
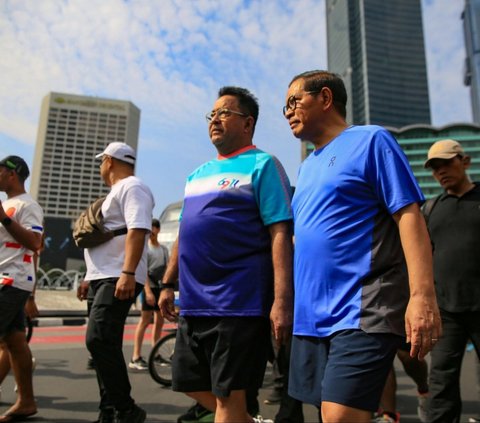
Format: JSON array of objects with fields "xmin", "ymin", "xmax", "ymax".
[
  {"xmin": 0, "ymin": 156, "xmax": 43, "ymax": 422},
  {"xmin": 77, "ymin": 142, "xmax": 154, "ymax": 423},
  {"xmin": 283, "ymin": 70, "xmax": 441, "ymax": 423},
  {"xmin": 423, "ymin": 139, "xmax": 480, "ymax": 423},
  {"xmin": 129, "ymin": 218, "xmax": 168, "ymax": 371},
  {"xmin": 160, "ymin": 86, "xmax": 294, "ymax": 423}
]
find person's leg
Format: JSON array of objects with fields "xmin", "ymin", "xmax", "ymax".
[
  {"xmin": 377, "ymin": 367, "xmax": 396, "ymax": 415},
  {"xmin": 428, "ymin": 310, "xmax": 466, "ymax": 423},
  {"xmin": 86, "ymin": 279, "xmax": 141, "ymax": 414},
  {"xmin": 0, "ymin": 345, "xmax": 11, "ymax": 385},
  {"xmin": 215, "ymin": 390, "xmax": 250, "ymax": 423},
  {"xmin": 151, "ymin": 311, "xmax": 164, "ymax": 346},
  {"xmin": 132, "ymin": 310, "xmax": 152, "ymax": 361},
  {"xmin": 187, "ymin": 391, "xmax": 217, "ymax": 412},
  {"xmin": 1, "ymin": 330, "xmax": 37, "ymax": 416}
]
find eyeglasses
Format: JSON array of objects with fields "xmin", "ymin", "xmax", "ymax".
[
  {"xmin": 205, "ymin": 108, "xmax": 248, "ymax": 123},
  {"xmin": 282, "ymin": 90, "xmax": 321, "ymax": 116}
]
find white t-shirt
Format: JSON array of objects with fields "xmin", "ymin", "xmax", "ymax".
[
  {"xmin": 0, "ymin": 193, "xmax": 44, "ymax": 292},
  {"xmin": 84, "ymin": 176, "xmax": 154, "ymax": 284}
]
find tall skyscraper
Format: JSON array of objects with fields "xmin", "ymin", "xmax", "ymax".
[
  {"xmin": 463, "ymin": 0, "xmax": 480, "ymax": 124},
  {"xmin": 326, "ymin": 0, "xmax": 431, "ymax": 127},
  {"xmin": 31, "ymin": 92, "xmax": 140, "ymax": 219}
]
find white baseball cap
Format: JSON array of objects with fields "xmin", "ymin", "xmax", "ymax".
[{"xmin": 95, "ymin": 142, "xmax": 136, "ymax": 165}]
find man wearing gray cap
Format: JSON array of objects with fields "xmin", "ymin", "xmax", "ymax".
[
  {"xmin": 77, "ymin": 142, "xmax": 154, "ymax": 423},
  {"xmin": 424, "ymin": 139, "xmax": 480, "ymax": 423}
]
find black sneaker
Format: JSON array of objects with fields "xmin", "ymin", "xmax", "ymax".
[
  {"xmin": 128, "ymin": 357, "xmax": 148, "ymax": 370},
  {"xmin": 116, "ymin": 404, "xmax": 146, "ymax": 423},
  {"xmin": 178, "ymin": 403, "xmax": 214, "ymax": 423},
  {"xmin": 92, "ymin": 407, "xmax": 115, "ymax": 423},
  {"xmin": 87, "ymin": 356, "xmax": 95, "ymax": 370},
  {"xmin": 263, "ymin": 387, "xmax": 282, "ymax": 405}
]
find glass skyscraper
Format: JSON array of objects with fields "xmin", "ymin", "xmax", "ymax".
[
  {"xmin": 326, "ymin": 0, "xmax": 431, "ymax": 127},
  {"xmin": 463, "ymin": 0, "xmax": 480, "ymax": 124}
]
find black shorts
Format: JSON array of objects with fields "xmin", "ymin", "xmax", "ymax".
[
  {"xmin": 0, "ymin": 284, "xmax": 30, "ymax": 339},
  {"xmin": 141, "ymin": 287, "xmax": 161, "ymax": 311},
  {"xmin": 172, "ymin": 316, "xmax": 271, "ymax": 397}
]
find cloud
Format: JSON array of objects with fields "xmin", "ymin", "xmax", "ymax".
[{"xmin": 0, "ymin": 0, "xmax": 472, "ymax": 214}]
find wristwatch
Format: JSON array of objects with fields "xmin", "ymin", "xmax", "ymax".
[{"xmin": 1, "ymin": 216, "xmax": 12, "ymax": 227}]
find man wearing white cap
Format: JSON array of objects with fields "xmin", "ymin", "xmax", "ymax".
[
  {"xmin": 424, "ymin": 139, "xmax": 480, "ymax": 423},
  {"xmin": 77, "ymin": 142, "xmax": 154, "ymax": 423}
]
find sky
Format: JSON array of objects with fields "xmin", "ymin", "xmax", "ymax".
[{"xmin": 0, "ymin": 0, "xmax": 473, "ymax": 216}]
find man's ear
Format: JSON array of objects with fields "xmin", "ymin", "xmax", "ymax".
[
  {"xmin": 244, "ymin": 116, "xmax": 254, "ymax": 133},
  {"xmin": 463, "ymin": 155, "xmax": 471, "ymax": 168}
]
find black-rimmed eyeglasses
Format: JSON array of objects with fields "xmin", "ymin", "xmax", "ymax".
[{"xmin": 282, "ymin": 91, "xmax": 321, "ymax": 117}]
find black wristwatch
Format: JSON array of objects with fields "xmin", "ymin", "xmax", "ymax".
[{"xmin": 1, "ymin": 216, "xmax": 12, "ymax": 227}]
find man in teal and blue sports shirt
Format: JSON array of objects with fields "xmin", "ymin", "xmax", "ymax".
[{"xmin": 160, "ymin": 86, "xmax": 294, "ymax": 423}]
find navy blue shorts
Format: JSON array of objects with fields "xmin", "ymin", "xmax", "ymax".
[
  {"xmin": 288, "ymin": 329, "xmax": 402, "ymax": 411},
  {"xmin": 172, "ymin": 316, "xmax": 270, "ymax": 398}
]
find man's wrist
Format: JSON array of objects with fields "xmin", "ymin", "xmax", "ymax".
[
  {"xmin": 122, "ymin": 270, "xmax": 135, "ymax": 276},
  {"xmin": 161, "ymin": 282, "xmax": 175, "ymax": 290}
]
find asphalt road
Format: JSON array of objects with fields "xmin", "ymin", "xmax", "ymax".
[{"xmin": 1, "ymin": 319, "xmax": 478, "ymax": 422}]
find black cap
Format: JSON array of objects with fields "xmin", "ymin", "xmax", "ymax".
[{"xmin": 0, "ymin": 156, "xmax": 30, "ymax": 180}]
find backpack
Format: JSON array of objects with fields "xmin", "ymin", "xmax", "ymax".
[
  {"xmin": 421, "ymin": 194, "xmax": 441, "ymax": 226},
  {"xmin": 73, "ymin": 196, "xmax": 127, "ymax": 248}
]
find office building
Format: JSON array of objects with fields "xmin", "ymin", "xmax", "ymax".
[
  {"xmin": 30, "ymin": 92, "xmax": 140, "ymax": 269},
  {"xmin": 326, "ymin": 0, "xmax": 431, "ymax": 127},
  {"xmin": 463, "ymin": 0, "xmax": 480, "ymax": 124}
]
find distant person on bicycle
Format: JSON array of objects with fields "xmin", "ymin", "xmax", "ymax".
[
  {"xmin": 129, "ymin": 218, "xmax": 168, "ymax": 371},
  {"xmin": 0, "ymin": 156, "xmax": 43, "ymax": 422},
  {"xmin": 160, "ymin": 86, "xmax": 294, "ymax": 423}
]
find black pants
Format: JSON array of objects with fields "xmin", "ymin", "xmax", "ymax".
[
  {"xmin": 86, "ymin": 278, "xmax": 142, "ymax": 412},
  {"xmin": 428, "ymin": 309, "xmax": 480, "ymax": 423}
]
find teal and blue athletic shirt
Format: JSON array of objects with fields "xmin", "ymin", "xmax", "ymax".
[
  {"xmin": 292, "ymin": 126, "xmax": 424, "ymax": 338},
  {"xmin": 178, "ymin": 145, "xmax": 293, "ymax": 317}
]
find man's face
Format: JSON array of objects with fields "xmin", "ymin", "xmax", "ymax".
[
  {"xmin": 207, "ymin": 95, "xmax": 248, "ymax": 153},
  {"xmin": 98, "ymin": 155, "xmax": 111, "ymax": 186},
  {"xmin": 284, "ymin": 79, "xmax": 321, "ymax": 140},
  {"xmin": 0, "ymin": 166, "xmax": 14, "ymax": 192},
  {"xmin": 429, "ymin": 156, "xmax": 469, "ymax": 191}
]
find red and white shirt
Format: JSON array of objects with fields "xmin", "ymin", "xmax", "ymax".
[{"xmin": 0, "ymin": 193, "xmax": 43, "ymax": 292}]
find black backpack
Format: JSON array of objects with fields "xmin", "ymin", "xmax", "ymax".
[
  {"xmin": 421, "ymin": 194, "xmax": 441, "ymax": 225},
  {"xmin": 73, "ymin": 196, "xmax": 127, "ymax": 248}
]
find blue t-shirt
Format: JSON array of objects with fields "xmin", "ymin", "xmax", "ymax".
[
  {"xmin": 292, "ymin": 126, "xmax": 424, "ymax": 337},
  {"xmin": 179, "ymin": 146, "xmax": 292, "ymax": 317}
]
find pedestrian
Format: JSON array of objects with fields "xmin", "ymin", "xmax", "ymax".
[
  {"xmin": 423, "ymin": 139, "xmax": 480, "ymax": 423},
  {"xmin": 283, "ymin": 70, "xmax": 441, "ymax": 423},
  {"xmin": 77, "ymin": 142, "xmax": 154, "ymax": 423},
  {"xmin": 129, "ymin": 218, "xmax": 168, "ymax": 371},
  {"xmin": 0, "ymin": 156, "xmax": 43, "ymax": 422},
  {"xmin": 159, "ymin": 86, "xmax": 294, "ymax": 423},
  {"xmin": 375, "ymin": 344, "xmax": 429, "ymax": 422}
]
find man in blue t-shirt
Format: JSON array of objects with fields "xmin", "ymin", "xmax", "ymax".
[
  {"xmin": 160, "ymin": 86, "xmax": 294, "ymax": 423},
  {"xmin": 283, "ymin": 70, "xmax": 442, "ymax": 423}
]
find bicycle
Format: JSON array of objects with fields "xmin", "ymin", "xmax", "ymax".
[{"xmin": 148, "ymin": 328, "xmax": 176, "ymax": 386}]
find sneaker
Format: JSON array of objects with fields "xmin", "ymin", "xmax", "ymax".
[
  {"xmin": 116, "ymin": 404, "xmax": 146, "ymax": 423},
  {"xmin": 468, "ymin": 417, "xmax": 480, "ymax": 423},
  {"xmin": 93, "ymin": 407, "xmax": 115, "ymax": 423},
  {"xmin": 178, "ymin": 403, "xmax": 214, "ymax": 423},
  {"xmin": 263, "ymin": 387, "xmax": 282, "ymax": 405},
  {"xmin": 87, "ymin": 356, "xmax": 95, "ymax": 370},
  {"xmin": 128, "ymin": 357, "xmax": 148, "ymax": 370},
  {"xmin": 417, "ymin": 392, "xmax": 429, "ymax": 422},
  {"xmin": 373, "ymin": 412, "xmax": 400, "ymax": 423},
  {"xmin": 253, "ymin": 415, "xmax": 274, "ymax": 423}
]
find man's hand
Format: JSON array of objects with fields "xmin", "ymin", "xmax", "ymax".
[
  {"xmin": 24, "ymin": 297, "xmax": 39, "ymax": 319},
  {"xmin": 114, "ymin": 273, "xmax": 136, "ymax": 300},
  {"xmin": 159, "ymin": 288, "xmax": 177, "ymax": 322},
  {"xmin": 270, "ymin": 298, "xmax": 293, "ymax": 346},
  {"xmin": 406, "ymin": 294, "xmax": 442, "ymax": 360},
  {"xmin": 145, "ymin": 290, "xmax": 156, "ymax": 306},
  {"xmin": 77, "ymin": 280, "xmax": 90, "ymax": 301}
]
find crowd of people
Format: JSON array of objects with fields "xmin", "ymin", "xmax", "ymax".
[{"xmin": 0, "ymin": 69, "xmax": 479, "ymax": 423}]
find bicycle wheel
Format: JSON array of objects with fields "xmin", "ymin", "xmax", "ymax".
[
  {"xmin": 24, "ymin": 316, "xmax": 33, "ymax": 343},
  {"xmin": 148, "ymin": 332, "xmax": 176, "ymax": 386}
]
